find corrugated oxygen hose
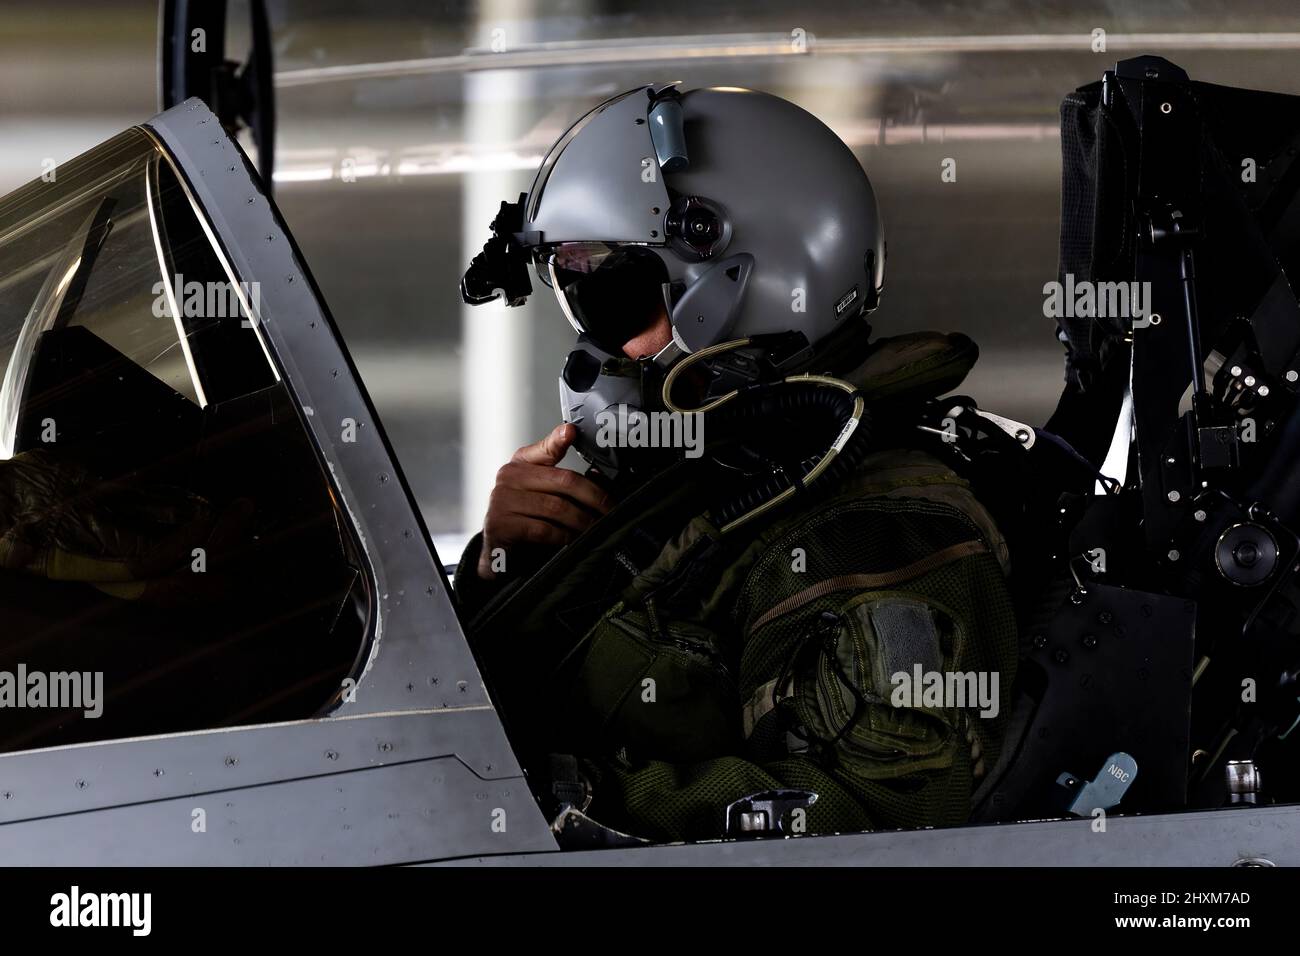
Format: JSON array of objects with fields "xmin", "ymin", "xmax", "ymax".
[{"xmin": 661, "ymin": 338, "xmax": 870, "ymax": 533}]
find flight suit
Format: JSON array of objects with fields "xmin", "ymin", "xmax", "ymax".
[{"xmin": 456, "ymin": 332, "xmax": 1019, "ymax": 841}]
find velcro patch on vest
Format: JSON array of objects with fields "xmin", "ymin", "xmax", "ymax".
[{"xmin": 865, "ymin": 600, "xmax": 944, "ymax": 682}]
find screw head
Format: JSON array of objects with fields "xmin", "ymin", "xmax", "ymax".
[
  {"xmin": 1287, "ymin": 370, "xmax": 1298, "ymax": 383},
  {"xmin": 1194, "ymin": 509, "xmax": 1208, "ymax": 522},
  {"xmin": 1168, "ymin": 549, "xmax": 1181, "ymax": 561},
  {"xmin": 1032, "ymin": 633, "xmax": 1048, "ymax": 649},
  {"xmin": 1082, "ymin": 633, "xmax": 1098, "ymax": 649},
  {"xmin": 1053, "ymin": 648, "xmax": 1070, "ymax": 664},
  {"xmin": 1168, "ymin": 490, "xmax": 1181, "ymax": 503}
]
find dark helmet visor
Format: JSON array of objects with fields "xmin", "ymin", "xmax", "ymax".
[{"xmin": 542, "ymin": 243, "xmax": 671, "ymax": 353}]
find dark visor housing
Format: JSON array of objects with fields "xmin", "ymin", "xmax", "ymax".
[
  {"xmin": 460, "ymin": 85, "xmax": 687, "ymax": 322},
  {"xmin": 543, "ymin": 243, "xmax": 672, "ymax": 353}
]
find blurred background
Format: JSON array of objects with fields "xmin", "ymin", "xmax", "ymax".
[{"xmin": 4, "ymin": 0, "xmax": 1300, "ymax": 560}]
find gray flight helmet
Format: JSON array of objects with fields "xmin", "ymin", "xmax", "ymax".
[
  {"xmin": 463, "ymin": 84, "xmax": 885, "ymax": 477},
  {"xmin": 527, "ymin": 84, "xmax": 885, "ymax": 358}
]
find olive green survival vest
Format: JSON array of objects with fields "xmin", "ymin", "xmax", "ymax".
[{"xmin": 466, "ymin": 332, "xmax": 1019, "ymax": 841}]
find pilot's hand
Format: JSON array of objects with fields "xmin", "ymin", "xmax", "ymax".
[{"xmin": 478, "ymin": 423, "xmax": 612, "ymax": 580}]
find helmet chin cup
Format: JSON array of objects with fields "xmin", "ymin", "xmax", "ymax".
[
  {"xmin": 557, "ymin": 335, "xmax": 645, "ymax": 476},
  {"xmin": 670, "ymin": 252, "xmax": 754, "ymax": 352}
]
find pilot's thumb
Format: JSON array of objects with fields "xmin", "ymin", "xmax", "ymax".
[{"xmin": 517, "ymin": 423, "xmax": 577, "ymax": 467}]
